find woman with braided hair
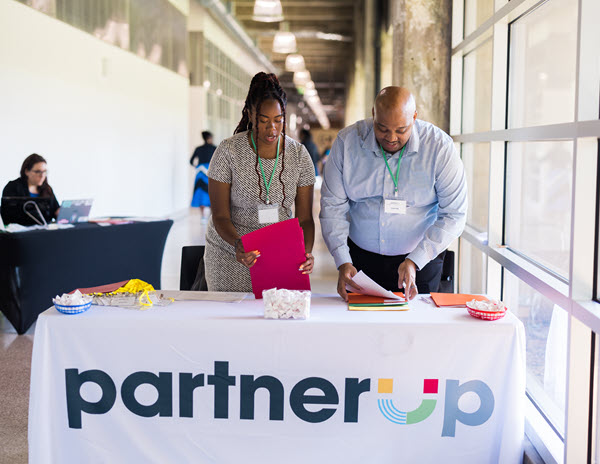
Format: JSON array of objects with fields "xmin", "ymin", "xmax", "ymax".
[{"xmin": 203, "ymin": 72, "xmax": 316, "ymax": 292}]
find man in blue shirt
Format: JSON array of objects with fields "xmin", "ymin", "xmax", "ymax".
[{"xmin": 320, "ymin": 87, "xmax": 467, "ymax": 301}]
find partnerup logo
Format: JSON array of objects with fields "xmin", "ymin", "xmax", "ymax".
[
  {"xmin": 376, "ymin": 378, "xmax": 494, "ymax": 437},
  {"xmin": 65, "ymin": 361, "xmax": 495, "ymax": 437}
]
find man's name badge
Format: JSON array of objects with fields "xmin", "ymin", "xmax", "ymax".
[
  {"xmin": 258, "ymin": 203, "xmax": 280, "ymax": 224},
  {"xmin": 384, "ymin": 198, "xmax": 407, "ymax": 214}
]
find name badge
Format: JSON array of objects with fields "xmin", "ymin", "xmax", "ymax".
[
  {"xmin": 258, "ymin": 203, "xmax": 280, "ymax": 224},
  {"xmin": 384, "ymin": 199, "xmax": 407, "ymax": 214}
]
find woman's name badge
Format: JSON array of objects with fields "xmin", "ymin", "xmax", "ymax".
[
  {"xmin": 258, "ymin": 203, "xmax": 280, "ymax": 224},
  {"xmin": 384, "ymin": 198, "xmax": 407, "ymax": 214}
]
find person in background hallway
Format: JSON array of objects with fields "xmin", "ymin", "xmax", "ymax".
[
  {"xmin": 299, "ymin": 128, "xmax": 320, "ymax": 176},
  {"xmin": 1, "ymin": 153, "xmax": 60, "ymax": 225},
  {"xmin": 204, "ymin": 72, "xmax": 316, "ymax": 292},
  {"xmin": 318, "ymin": 135, "xmax": 332, "ymax": 175},
  {"xmin": 320, "ymin": 86, "xmax": 467, "ymax": 301},
  {"xmin": 190, "ymin": 131, "xmax": 216, "ymax": 218}
]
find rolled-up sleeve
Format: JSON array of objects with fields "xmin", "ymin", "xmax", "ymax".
[
  {"xmin": 319, "ymin": 136, "xmax": 352, "ymax": 268},
  {"xmin": 407, "ymin": 143, "xmax": 467, "ymax": 270}
]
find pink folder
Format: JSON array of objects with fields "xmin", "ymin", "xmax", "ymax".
[{"xmin": 241, "ymin": 218, "xmax": 311, "ymax": 298}]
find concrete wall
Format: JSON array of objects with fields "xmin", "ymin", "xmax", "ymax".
[{"xmin": 390, "ymin": 0, "xmax": 452, "ymax": 132}]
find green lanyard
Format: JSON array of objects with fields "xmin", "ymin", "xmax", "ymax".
[
  {"xmin": 251, "ymin": 132, "xmax": 280, "ymax": 204},
  {"xmin": 380, "ymin": 144, "xmax": 406, "ymax": 196}
]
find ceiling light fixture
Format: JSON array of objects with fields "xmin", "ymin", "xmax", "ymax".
[
  {"xmin": 273, "ymin": 31, "xmax": 296, "ymax": 54},
  {"xmin": 315, "ymin": 31, "xmax": 346, "ymax": 42},
  {"xmin": 285, "ymin": 54, "xmax": 305, "ymax": 72},
  {"xmin": 252, "ymin": 0, "xmax": 284, "ymax": 22},
  {"xmin": 293, "ymin": 70, "xmax": 311, "ymax": 86}
]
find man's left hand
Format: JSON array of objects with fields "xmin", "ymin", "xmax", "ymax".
[{"xmin": 398, "ymin": 259, "xmax": 418, "ymax": 300}]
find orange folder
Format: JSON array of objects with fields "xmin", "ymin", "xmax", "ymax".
[
  {"xmin": 429, "ymin": 293, "xmax": 488, "ymax": 307},
  {"xmin": 347, "ymin": 292, "xmax": 405, "ymax": 304},
  {"xmin": 241, "ymin": 218, "xmax": 310, "ymax": 299}
]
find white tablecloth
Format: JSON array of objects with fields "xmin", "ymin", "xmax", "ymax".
[{"xmin": 29, "ymin": 295, "xmax": 525, "ymax": 463}]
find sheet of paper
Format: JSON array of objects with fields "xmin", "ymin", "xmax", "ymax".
[
  {"xmin": 157, "ymin": 291, "xmax": 248, "ymax": 303},
  {"xmin": 345, "ymin": 271, "xmax": 404, "ymax": 300}
]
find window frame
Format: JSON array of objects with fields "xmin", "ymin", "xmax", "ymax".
[{"xmin": 451, "ymin": 0, "xmax": 600, "ymax": 461}]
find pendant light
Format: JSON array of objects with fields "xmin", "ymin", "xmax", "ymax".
[
  {"xmin": 285, "ymin": 54, "xmax": 305, "ymax": 72},
  {"xmin": 252, "ymin": 0, "xmax": 284, "ymax": 22},
  {"xmin": 273, "ymin": 31, "xmax": 297, "ymax": 54},
  {"xmin": 293, "ymin": 70, "xmax": 311, "ymax": 86}
]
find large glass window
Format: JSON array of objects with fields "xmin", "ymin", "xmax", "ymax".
[
  {"xmin": 202, "ymin": 39, "xmax": 251, "ymax": 140},
  {"xmin": 505, "ymin": 141, "xmax": 573, "ymax": 278},
  {"xmin": 453, "ymin": 0, "xmax": 600, "ymax": 458},
  {"xmin": 458, "ymin": 239, "xmax": 487, "ymax": 294},
  {"xmin": 507, "ymin": 0, "xmax": 578, "ymax": 128},
  {"xmin": 462, "ymin": 37, "xmax": 493, "ymax": 133},
  {"xmin": 504, "ymin": 271, "xmax": 567, "ymax": 437},
  {"xmin": 19, "ymin": 0, "xmax": 187, "ymax": 76},
  {"xmin": 462, "ymin": 142, "xmax": 490, "ymax": 232},
  {"xmin": 464, "ymin": 0, "xmax": 494, "ymax": 37}
]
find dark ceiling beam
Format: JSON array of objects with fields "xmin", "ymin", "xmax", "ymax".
[
  {"xmin": 236, "ymin": 15, "xmax": 354, "ymax": 21},
  {"xmin": 233, "ymin": 1, "xmax": 355, "ymax": 6}
]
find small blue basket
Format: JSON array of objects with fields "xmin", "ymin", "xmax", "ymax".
[{"xmin": 54, "ymin": 301, "xmax": 92, "ymax": 315}]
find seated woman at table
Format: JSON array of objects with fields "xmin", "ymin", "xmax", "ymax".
[
  {"xmin": 204, "ymin": 72, "xmax": 315, "ymax": 292},
  {"xmin": 1, "ymin": 153, "xmax": 60, "ymax": 225}
]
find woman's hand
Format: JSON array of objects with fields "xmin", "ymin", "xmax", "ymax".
[
  {"xmin": 299, "ymin": 252, "xmax": 314, "ymax": 274},
  {"xmin": 235, "ymin": 240, "xmax": 260, "ymax": 268}
]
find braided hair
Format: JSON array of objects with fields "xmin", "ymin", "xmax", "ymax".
[{"xmin": 234, "ymin": 72, "xmax": 288, "ymax": 205}]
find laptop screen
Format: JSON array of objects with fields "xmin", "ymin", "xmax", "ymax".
[{"xmin": 57, "ymin": 199, "xmax": 93, "ymax": 224}]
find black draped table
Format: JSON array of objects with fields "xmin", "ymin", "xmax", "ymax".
[{"xmin": 0, "ymin": 220, "xmax": 173, "ymax": 334}]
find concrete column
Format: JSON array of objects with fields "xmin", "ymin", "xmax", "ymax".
[{"xmin": 390, "ymin": 0, "xmax": 452, "ymax": 132}]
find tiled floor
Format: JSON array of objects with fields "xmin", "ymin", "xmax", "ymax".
[{"xmin": 0, "ymin": 196, "xmax": 339, "ymax": 464}]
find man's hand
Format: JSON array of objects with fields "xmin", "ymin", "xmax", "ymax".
[
  {"xmin": 337, "ymin": 263, "xmax": 362, "ymax": 301},
  {"xmin": 397, "ymin": 259, "xmax": 418, "ymax": 300}
]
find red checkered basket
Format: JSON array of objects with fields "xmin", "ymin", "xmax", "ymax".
[{"xmin": 466, "ymin": 301, "xmax": 507, "ymax": 321}]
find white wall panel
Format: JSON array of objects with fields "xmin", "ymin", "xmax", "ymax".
[{"xmin": 0, "ymin": 1, "xmax": 190, "ymax": 218}]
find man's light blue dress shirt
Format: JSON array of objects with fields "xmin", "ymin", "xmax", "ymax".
[{"xmin": 319, "ymin": 118, "xmax": 467, "ymax": 271}]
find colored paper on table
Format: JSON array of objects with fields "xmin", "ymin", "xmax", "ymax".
[
  {"xmin": 348, "ymin": 292, "xmax": 408, "ymax": 311},
  {"xmin": 430, "ymin": 293, "xmax": 488, "ymax": 307},
  {"xmin": 241, "ymin": 218, "xmax": 310, "ymax": 299},
  {"xmin": 71, "ymin": 280, "xmax": 130, "ymax": 295},
  {"xmin": 348, "ymin": 305, "xmax": 410, "ymax": 311},
  {"xmin": 347, "ymin": 292, "xmax": 406, "ymax": 304}
]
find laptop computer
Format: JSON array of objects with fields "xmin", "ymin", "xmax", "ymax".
[{"xmin": 56, "ymin": 199, "xmax": 93, "ymax": 224}]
